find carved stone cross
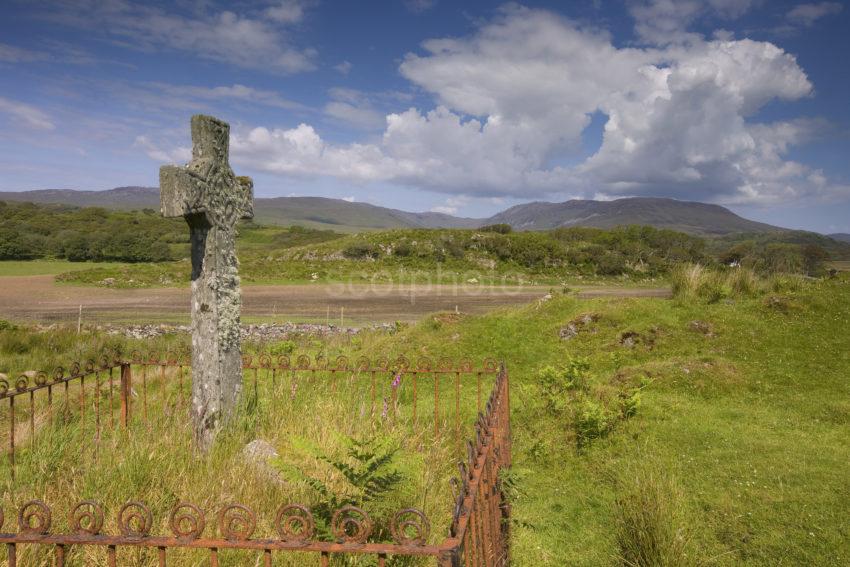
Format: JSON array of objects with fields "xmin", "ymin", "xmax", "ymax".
[{"xmin": 159, "ymin": 114, "xmax": 253, "ymax": 450}]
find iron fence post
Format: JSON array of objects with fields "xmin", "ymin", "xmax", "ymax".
[{"xmin": 120, "ymin": 363, "xmax": 132, "ymax": 428}]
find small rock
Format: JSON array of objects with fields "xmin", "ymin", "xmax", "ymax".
[
  {"xmin": 243, "ymin": 439, "xmax": 278, "ymax": 462},
  {"xmin": 558, "ymin": 313, "xmax": 600, "ymax": 341},
  {"xmin": 619, "ymin": 331, "xmax": 640, "ymax": 348},
  {"xmin": 241, "ymin": 439, "xmax": 286, "ymax": 484},
  {"xmin": 688, "ymin": 320, "xmax": 714, "ymax": 336},
  {"xmin": 100, "ymin": 278, "xmax": 116, "ymax": 287}
]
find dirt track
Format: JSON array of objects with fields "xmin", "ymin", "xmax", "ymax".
[{"xmin": 0, "ymin": 275, "xmax": 670, "ymax": 324}]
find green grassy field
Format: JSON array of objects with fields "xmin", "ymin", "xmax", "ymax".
[
  {"xmin": 0, "ymin": 260, "xmax": 127, "ymax": 277},
  {"xmin": 374, "ymin": 276, "xmax": 849, "ymax": 565},
  {"xmin": 1, "ymin": 271, "xmax": 847, "ymax": 565}
]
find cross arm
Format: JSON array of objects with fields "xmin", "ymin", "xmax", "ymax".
[
  {"xmin": 160, "ymin": 165, "xmax": 202, "ymax": 218},
  {"xmin": 237, "ymin": 176, "xmax": 254, "ymax": 220}
]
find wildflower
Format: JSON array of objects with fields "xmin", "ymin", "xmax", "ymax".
[
  {"xmin": 391, "ymin": 372, "xmax": 402, "ymax": 389},
  {"xmin": 381, "ymin": 397, "xmax": 389, "ymax": 419},
  {"xmin": 290, "ymin": 379, "xmax": 298, "ymax": 399}
]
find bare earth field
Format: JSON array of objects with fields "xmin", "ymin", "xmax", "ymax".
[{"xmin": 0, "ymin": 275, "xmax": 670, "ymax": 324}]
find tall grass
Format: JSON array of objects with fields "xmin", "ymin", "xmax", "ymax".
[
  {"xmin": 669, "ymin": 263, "xmax": 800, "ymax": 302},
  {"xmin": 614, "ymin": 464, "xmax": 693, "ymax": 567},
  {"xmin": 0, "ymin": 326, "xmax": 488, "ymax": 565}
]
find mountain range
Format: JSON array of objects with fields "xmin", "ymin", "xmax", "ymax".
[{"xmin": 0, "ymin": 185, "xmax": 808, "ymax": 237}]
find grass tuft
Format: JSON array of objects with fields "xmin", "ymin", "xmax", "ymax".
[{"xmin": 614, "ymin": 464, "xmax": 693, "ymax": 567}]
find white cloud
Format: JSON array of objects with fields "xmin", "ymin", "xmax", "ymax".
[
  {"xmin": 164, "ymin": 5, "xmax": 839, "ymax": 207},
  {"xmin": 334, "ymin": 60, "xmax": 353, "ymax": 74},
  {"xmin": 629, "ymin": 0, "xmax": 759, "ymax": 45},
  {"xmin": 342, "ymin": 195, "xmax": 355, "ymax": 202},
  {"xmin": 43, "ymin": 0, "xmax": 315, "ymax": 74},
  {"xmin": 322, "ymin": 88, "xmax": 391, "ymax": 130},
  {"xmin": 324, "ymin": 101, "xmax": 385, "ymax": 130},
  {"xmin": 431, "ymin": 196, "xmax": 468, "ymax": 215},
  {"xmin": 0, "ymin": 97, "xmax": 55, "ymax": 130},
  {"xmin": 786, "ymin": 2, "xmax": 843, "ymax": 27},
  {"xmin": 134, "ymin": 135, "xmax": 191, "ymax": 163},
  {"xmin": 264, "ymin": 1, "xmax": 305, "ymax": 24},
  {"xmin": 148, "ymin": 82, "xmax": 306, "ymax": 111}
]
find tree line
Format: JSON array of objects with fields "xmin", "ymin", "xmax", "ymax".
[{"xmin": 0, "ymin": 201, "xmax": 183, "ymax": 262}]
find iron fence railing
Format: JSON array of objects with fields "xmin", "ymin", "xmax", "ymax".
[
  {"xmin": 1, "ymin": 353, "xmax": 499, "ymax": 478},
  {"xmin": 0, "ymin": 364, "xmax": 511, "ymax": 565}
]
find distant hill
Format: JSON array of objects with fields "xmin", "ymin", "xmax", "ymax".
[
  {"xmin": 828, "ymin": 233, "xmax": 850, "ymax": 243},
  {"xmin": 0, "ymin": 187, "xmax": 787, "ymax": 236},
  {"xmin": 0, "ymin": 187, "xmax": 159, "ymax": 209},
  {"xmin": 253, "ymin": 196, "xmax": 480, "ymax": 232},
  {"xmin": 486, "ymin": 197, "xmax": 781, "ymax": 236},
  {"xmin": 0, "ymin": 188, "xmax": 479, "ymax": 233}
]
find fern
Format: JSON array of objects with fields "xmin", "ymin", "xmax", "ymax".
[{"xmin": 274, "ymin": 434, "xmax": 404, "ymax": 543}]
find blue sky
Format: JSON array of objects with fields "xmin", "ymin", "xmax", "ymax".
[{"xmin": 0, "ymin": 0, "xmax": 848, "ymax": 232}]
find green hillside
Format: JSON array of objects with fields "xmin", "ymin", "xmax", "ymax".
[
  {"xmin": 0, "ymin": 187, "xmax": 799, "ymax": 236},
  {"xmin": 4, "ymin": 200, "xmax": 844, "ymax": 288},
  {"xmin": 489, "ymin": 197, "xmax": 780, "ymax": 235},
  {"xmin": 253, "ymin": 196, "xmax": 480, "ymax": 232}
]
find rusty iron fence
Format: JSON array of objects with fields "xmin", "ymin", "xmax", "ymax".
[
  {"xmin": 0, "ymin": 364, "xmax": 511, "ymax": 566},
  {"xmin": 1, "ymin": 352, "xmax": 499, "ymax": 481}
]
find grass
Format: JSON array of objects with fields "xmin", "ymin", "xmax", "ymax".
[
  {"xmin": 0, "ymin": 260, "xmax": 127, "ymax": 277},
  {"xmin": 357, "ymin": 274, "xmax": 850, "ymax": 565},
  {"xmin": 0, "ymin": 326, "xmax": 490, "ymax": 565},
  {"xmin": 613, "ymin": 463, "xmax": 692, "ymax": 567},
  {"xmin": 669, "ymin": 263, "xmax": 808, "ymax": 303},
  {"xmin": 1, "ymin": 272, "xmax": 849, "ymax": 565}
]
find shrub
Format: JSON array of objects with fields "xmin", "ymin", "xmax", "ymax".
[
  {"xmin": 620, "ymin": 390, "xmax": 642, "ymax": 419},
  {"xmin": 573, "ymin": 398, "xmax": 614, "ymax": 447},
  {"xmin": 614, "ymin": 465, "xmax": 692, "ymax": 567},
  {"xmin": 479, "ymin": 223, "xmax": 512, "ymax": 234},
  {"xmin": 393, "ymin": 241, "xmax": 414, "ymax": 257},
  {"xmin": 538, "ymin": 357, "xmax": 591, "ymax": 413},
  {"xmin": 342, "ymin": 240, "xmax": 380, "ymax": 259},
  {"xmin": 268, "ymin": 340, "xmax": 296, "ymax": 355}
]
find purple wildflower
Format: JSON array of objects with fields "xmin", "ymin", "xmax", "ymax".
[
  {"xmin": 290, "ymin": 379, "xmax": 298, "ymax": 399},
  {"xmin": 391, "ymin": 372, "xmax": 402, "ymax": 389},
  {"xmin": 381, "ymin": 397, "xmax": 389, "ymax": 419}
]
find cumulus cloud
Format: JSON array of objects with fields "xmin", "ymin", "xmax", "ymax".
[
  {"xmin": 0, "ymin": 97, "xmax": 55, "ymax": 130},
  {"xmin": 42, "ymin": 0, "xmax": 316, "ymax": 74},
  {"xmin": 786, "ymin": 2, "xmax": 843, "ymax": 27},
  {"xmin": 163, "ymin": 5, "xmax": 838, "ymax": 206}
]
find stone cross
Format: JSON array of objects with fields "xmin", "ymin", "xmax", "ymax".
[{"xmin": 159, "ymin": 114, "xmax": 253, "ymax": 450}]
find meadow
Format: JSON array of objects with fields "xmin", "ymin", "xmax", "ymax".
[{"xmin": 1, "ymin": 266, "xmax": 848, "ymax": 565}]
